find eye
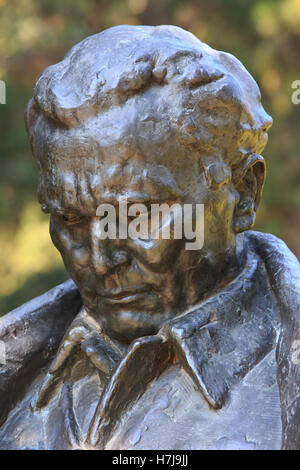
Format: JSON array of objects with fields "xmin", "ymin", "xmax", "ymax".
[{"xmin": 61, "ymin": 214, "xmax": 85, "ymax": 226}]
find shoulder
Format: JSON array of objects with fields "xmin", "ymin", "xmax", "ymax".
[
  {"xmin": 0, "ymin": 279, "xmax": 81, "ymax": 425},
  {"xmin": 245, "ymin": 230, "xmax": 300, "ymax": 306},
  {"xmin": 246, "ymin": 231, "xmax": 300, "ymax": 449},
  {"xmin": 245, "ymin": 230, "xmax": 300, "ymax": 270},
  {"xmin": 245, "ymin": 231, "xmax": 300, "ymax": 327}
]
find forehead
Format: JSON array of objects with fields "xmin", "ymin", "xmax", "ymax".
[{"xmin": 38, "ymin": 106, "xmax": 205, "ymax": 214}]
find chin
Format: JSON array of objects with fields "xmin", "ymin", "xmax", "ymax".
[{"xmin": 99, "ymin": 308, "xmax": 172, "ymax": 342}]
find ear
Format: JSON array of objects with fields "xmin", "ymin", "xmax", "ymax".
[{"xmin": 232, "ymin": 153, "xmax": 266, "ymax": 233}]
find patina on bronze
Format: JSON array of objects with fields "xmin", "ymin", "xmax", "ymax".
[{"xmin": 0, "ymin": 25, "xmax": 299, "ymax": 450}]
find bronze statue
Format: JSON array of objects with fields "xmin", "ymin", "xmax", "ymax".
[{"xmin": 0, "ymin": 25, "xmax": 299, "ymax": 450}]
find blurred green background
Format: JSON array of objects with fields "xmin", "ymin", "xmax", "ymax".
[{"xmin": 0, "ymin": 0, "xmax": 299, "ymax": 315}]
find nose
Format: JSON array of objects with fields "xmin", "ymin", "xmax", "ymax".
[{"xmin": 89, "ymin": 218, "xmax": 131, "ymax": 275}]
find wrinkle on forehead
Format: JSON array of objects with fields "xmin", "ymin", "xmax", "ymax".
[
  {"xmin": 39, "ymin": 156, "xmax": 186, "ymax": 215},
  {"xmin": 37, "ymin": 110, "xmax": 204, "ymax": 214}
]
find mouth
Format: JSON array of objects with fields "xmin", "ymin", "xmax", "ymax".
[{"xmin": 100, "ymin": 287, "xmax": 150, "ymax": 304}]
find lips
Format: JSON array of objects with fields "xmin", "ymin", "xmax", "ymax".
[{"xmin": 100, "ymin": 287, "xmax": 150, "ymax": 303}]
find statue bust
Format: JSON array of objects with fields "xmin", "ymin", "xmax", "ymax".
[{"xmin": 0, "ymin": 25, "xmax": 299, "ymax": 450}]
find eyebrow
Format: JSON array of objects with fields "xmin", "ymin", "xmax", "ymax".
[{"xmin": 42, "ymin": 193, "xmax": 179, "ymax": 216}]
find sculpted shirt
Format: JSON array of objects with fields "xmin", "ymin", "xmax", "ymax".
[{"xmin": 0, "ymin": 231, "xmax": 299, "ymax": 450}]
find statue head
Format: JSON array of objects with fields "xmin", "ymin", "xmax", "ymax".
[{"xmin": 25, "ymin": 25, "xmax": 272, "ymax": 342}]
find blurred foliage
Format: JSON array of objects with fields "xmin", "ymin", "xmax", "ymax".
[{"xmin": 0, "ymin": 0, "xmax": 299, "ymax": 314}]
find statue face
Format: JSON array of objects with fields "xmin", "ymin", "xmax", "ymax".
[{"xmin": 44, "ymin": 108, "xmax": 241, "ymax": 342}]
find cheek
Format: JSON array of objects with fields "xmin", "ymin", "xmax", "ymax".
[
  {"xmin": 50, "ymin": 218, "xmax": 91, "ymax": 273},
  {"xmin": 204, "ymin": 185, "xmax": 238, "ymax": 240}
]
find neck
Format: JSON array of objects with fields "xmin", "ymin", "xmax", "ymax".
[{"xmin": 184, "ymin": 233, "xmax": 246, "ymax": 310}]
